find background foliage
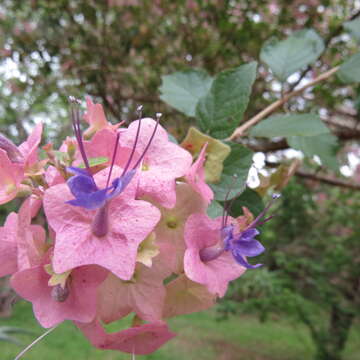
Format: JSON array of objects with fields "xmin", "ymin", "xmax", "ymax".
[{"xmin": 0, "ymin": 1, "xmax": 359, "ymax": 360}]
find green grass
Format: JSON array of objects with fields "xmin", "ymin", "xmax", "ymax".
[{"xmin": 1, "ymin": 301, "xmax": 359, "ymax": 360}]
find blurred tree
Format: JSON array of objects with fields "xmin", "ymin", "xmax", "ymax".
[
  {"xmin": 219, "ymin": 180, "xmax": 360, "ymax": 360},
  {"xmin": 0, "ymin": 0, "xmax": 359, "ymax": 144}
]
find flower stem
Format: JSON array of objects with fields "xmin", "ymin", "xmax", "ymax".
[{"xmin": 14, "ymin": 325, "xmax": 58, "ymax": 360}]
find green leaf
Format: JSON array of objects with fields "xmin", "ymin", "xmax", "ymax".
[
  {"xmin": 260, "ymin": 29, "xmax": 325, "ymax": 81},
  {"xmin": 207, "ymin": 200, "xmax": 224, "ymax": 218},
  {"xmin": 159, "ymin": 69, "xmax": 213, "ymax": 117},
  {"xmin": 210, "ymin": 143, "xmax": 253, "ymax": 201},
  {"xmin": 343, "ymin": 18, "xmax": 360, "ymax": 42},
  {"xmin": 250, "ymin": 114, "xmax": 329, "ymax": 138},
  {"xmin": 337, "ymin": 52, "xmax": 360, "ymax": 83},
  {"xmin": 228, "ymin": 188, "xmax": 264, "ymax": 217},
  {"xmin": 78, "ymin": 157, "xmax": 108, "ymax": 168},
  {"xmin": 196, "ymin": 62, "xmax": 257, "ymax": 139},
  {"xmin": 287, "ymin": 133, "xmax": 339, "ymax": 170},
  {"xmin": 250, "ymin": 113, "xmax": 338, "ymax": 169},
  {"xmin": 180, "ymin": 126, "xmax": 231, "ymax": 183}
]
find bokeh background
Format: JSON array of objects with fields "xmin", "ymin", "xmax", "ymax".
[{"xmin": 0, "ymin": 1, "xmax": 359, "ymax": 359}]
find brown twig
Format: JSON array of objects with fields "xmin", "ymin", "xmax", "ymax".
[
  {"xmin": 266, "ymin": 161, "xmax": 360, "ymax": 190},
  {"xmin": 295, "ymin": 169, "xmax": 360, "ymax": 190},
  {"xmin": 228, "ymin": 66, "xmax": 340, "ymax": 141}
]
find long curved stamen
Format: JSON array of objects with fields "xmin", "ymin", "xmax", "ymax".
[
  {"xmin": 75, "ymin": 106, "xmax": 90, "ymax": 172},
  {"xmin": 69, "ymin": 97, "xmax": 91, "ymax": 174},
  {"xmin": 106, "ymin": 132, "xmax": 120, "ymax": 188},
  {"xmin": 256, "ymin": 209, "xmax": 280, "ymax": 227},
  {"xmin": 247, "ymin": 193, "xmax": 280, "ymax": 229},
  {"xmin": 132, "ymin": 112, "xmax": 161, "ymax": 170},
  {"xmin": 71, "ymin": 106, "xmax": 80, "ymax": 145},
  {"xmin": 121, "ymin": 105, "xmax": 143, "ymax": 177},
  {"xmin": 222, "ymin": 174, "xmax": 240, "ymax": 228}
]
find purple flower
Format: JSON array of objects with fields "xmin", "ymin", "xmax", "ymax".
[
  {"xmin": 221, "ymin": 193, "xmax": 280, "ymax": 269},
  {"xmin": 222, "ymin": 225, "xmax": 264, "ymax": 268},
  {"xmin": 66, "ymin": 166, "xmax": 136, "ymax": 210},
  {"xmin": 198, "ymin": 193, "xmax": 280, "ymax": 268},
  {"xmin": 65, "ymin": 99, "xmax": 159, "ymax": 211}
]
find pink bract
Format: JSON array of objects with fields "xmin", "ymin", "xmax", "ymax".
[
  {"xmin": 44, "ymin": 166, "xmax": 161, "ymax": 280},
  {"xmin": 97, "ymin": 259, "xmax": 170, "ymax": 324},
  {"xmin": 163, "ymin": 274, "xmax": 216, "ymax": 318},
  {"xmin": 0, "ymin": 123, "xmax": 43, "ymax": 204},
  {"xmin": 16, "ymin": 198, "xmax": 46, "ymax": 271},
  {"xmin": 83, "ymin": 129, "xmax": 134, "ymax": 169},
  {"xmin": 184, "ymin": 213, "xmax": 246, "ymax": 297},
  {"xmin": 0, "ymin": 212, "xmax": 18, "ymax": 277},
  {"xmin": 18, "ymin": 123, "xmax": 43, "ymax": 169},
  {"xmin": 83, "ymin": 97, "xmax": 120, "ymax": 138},
  {"xmin": 0, "ymin": 149, "xmax": 23, "ymax": 204},
  {"xmin": 45, "ymin": 165, "xmax": 65, "ymax": 187},
  {"xmin": 185, "ymin": 142, "xmax": 213, "ymax": 205},
  {"xmin": 154, "ymin": 183, "xmax": 208, "ymax": 274},
  {"xmin": 77, "ymin": 319, "xmax": 176, "ymax": 355},
  {"xmin": 11, "ymin": 261, "xmax": 108, "ymax": 328},
  {"xmin": 120, "ymin": 118, "xmax": 192, "ymax": 208}
]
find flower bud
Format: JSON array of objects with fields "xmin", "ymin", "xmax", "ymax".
[
  {"xmin": 51, "ymin": 284, "xmax": 70, "ymax": 302},
  {"xmin": 0, "ymin": 133, "xmax": 23, "ymax": 163}
]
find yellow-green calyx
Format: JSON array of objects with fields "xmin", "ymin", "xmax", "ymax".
[
  {"xmin": 136, "ymin": 232, "xmax": 159, "ymax": 267},
  {"xmin": 44, "ymin": 264, "xmax": 72, "ymax": 289},
  {"xmin": 180, "ymin": 127, "xmax": 231, "ymax": 183},
  {"xmin": 166, "ymin": 216, "xmax": 178, "ymax": 229},
  {"xmin": 141, "ymin": 163, "xmax": 150, "ymax": 171}
]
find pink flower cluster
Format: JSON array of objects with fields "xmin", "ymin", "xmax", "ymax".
[{"xmin": 0, "ymin": 97, "xmax": 261, "ymax": 355}]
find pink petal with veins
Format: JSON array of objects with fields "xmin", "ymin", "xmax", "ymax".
[
  {"xmin": 77, "ymin": 319, "xmax": 176, "ymax": 355},
  {"xmin": 184, "ymin": 213, "xmax": 246, "ymax": 297},
  {"xmin": 97, "ymin": 259, "xmax": 170, "ymax": 323},
  {"xmin": 83, "ymin": 97, "xmax": 120, "ymax": 138},
  {"xmin": 120, "ymin": 118, "xmax": 192, "ymax": 208},
  {"xmin": 0, "ymin": 149, "xmax": 23, "ymax": 204},
  {"xmin": 163, "ymin": 274, "xmax": 216, "ymax": 318},
  {"xmin": 0, "ymin": 212, "xmax": 18, "ymax": 277},
  {"xmin": 154, "ymin": 183, "xmax": 207, "ymax": 274},
  {"xmin": 44, "ymin": 166, "xmax": 160, "ymax": 280},
  {"xmin": 185, "ymin": 142, "xmax": 213, "ymax": 205},
  {"xmin": 18, "ymin": 123, "xmax": 43, "ymax": 168},
  {"xmin": 11, "ymin": 262, "xmax": 107, "ymax": 328}
]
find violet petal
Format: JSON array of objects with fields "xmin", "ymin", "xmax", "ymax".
[
  {"xmin": 239, "ymin": 228, "xmax": 260, "ymax": 241},
  {"xmin": 231, "ymin": 249, "xmax": 262, "ymax": 269},
  {"xmin": 66, "ymin": 188, "xmax": 109, "ymax": 210},
  {"xmin": 232, "ymin": 239, "xmax": 265, "ymax": 257},
  {"xmin": 67, "ymin": 174, "xmax": 98, "ymax": 198},
  {"xmin": 107, "ymin": 169, "xmax": 136, "ymax": 200}
]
